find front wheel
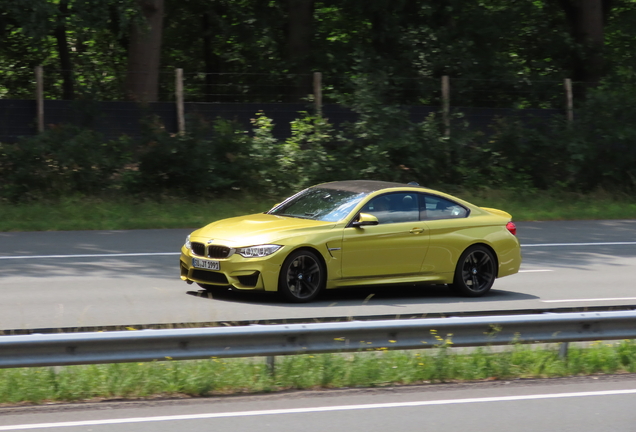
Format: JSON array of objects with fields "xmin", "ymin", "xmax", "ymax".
[
  {"xmin": 450, "ymin": 245, "xmax": 496, "ymax": 297},
  {"xmin": 278, "ymin": 250, "xmax": 325, "ymax": 303}
]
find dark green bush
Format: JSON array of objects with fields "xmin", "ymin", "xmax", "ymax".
[
  {"xmin": 3, "ymin": 82, "xmax": 636, "ymax": 202},
  {"xmin": 0, "ymin": 125, "xmax": 130, "ymax": 202},
  {"xmin": 566, "ymin": 86, "xmax": 636, "ymax": 191},
  {"xmin": 127, "ymin": 116, "xmax": 253, "ymax": 196},
  {"xmin": 457, "ymin": 85, "xmax": 636, "ymax": 193},
  {"xmin": 454, "ymin": 116, "xmax": 563, "ymax": 191}
]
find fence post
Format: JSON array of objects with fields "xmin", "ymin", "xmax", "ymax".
[
  {"xmin": 442, "ymin": 75, "xmax": 450, "ymax": 137},
  {"xmin": 175, "ymin": 68, "xmax": 185, "ymax": 134},
  {"xmin": 35, "ymin": 65, "xmax": 44, "ymax": 133},
  {"xmin": 313, "ymin": 72, "xmax": 322, "ymax": 117},
  {"xmin": 564, "ymin": 78, "xmax": 573, "ymax": 124}
]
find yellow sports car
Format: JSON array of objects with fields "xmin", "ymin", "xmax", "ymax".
[{"xmin": 180, "ymin": 180, "xmax": 521, "ymax": 302}]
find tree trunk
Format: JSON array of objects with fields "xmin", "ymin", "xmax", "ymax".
[
  {"xmin": 125, "ymin": 0, "xmax": 164, "ymax": 103},
  {"xmin": 558, "ymin": 0, "xmax": 609, "ymax": 95},
  {"xmin": 287, "ymin": 0, "xmax": 314, "ymax": 102},
  {"xmin": 54, "ymin": 0, "xmax": 74, "ymax": 100},
  {"xmin": 202, "ymin": 8, "xmax": 229, "ymax": 103}
]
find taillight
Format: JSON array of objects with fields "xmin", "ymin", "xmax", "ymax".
[{"xmin": 506, "ymin": 221, "xmax": 517, "ymax": 236}]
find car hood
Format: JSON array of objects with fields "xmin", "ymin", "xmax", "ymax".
[{"xmin": 190, "ymin": 213, "xmax": 336, "ymax": 246}]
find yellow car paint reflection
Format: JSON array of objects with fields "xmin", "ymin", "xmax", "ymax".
[{"xmin": 179, "ymin": 180, "xmax": 521, "ymax": 302}]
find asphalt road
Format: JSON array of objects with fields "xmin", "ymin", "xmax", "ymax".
[
  {"xmin": 1, "ymin": 220, "xmax": 636, "ymax": 330},
  {"xmin": 1, "ymin": 375, "xmax": 635, "ymax": 431}
]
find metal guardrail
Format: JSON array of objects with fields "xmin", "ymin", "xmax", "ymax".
[{"xmin": 1, "ymin": 310, "xmax": 636, "ymax": 369}]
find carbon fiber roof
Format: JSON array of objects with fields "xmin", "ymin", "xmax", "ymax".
[{"xmin": 314, "ymin": 180, "xmax": 425, "ymax": 193}]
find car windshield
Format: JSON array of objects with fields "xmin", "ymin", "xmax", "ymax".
[{"xmin": 268, "ymin": 188, "xmax": 368, "ymax": 222}]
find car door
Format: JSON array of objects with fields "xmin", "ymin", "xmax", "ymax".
[
  {"xmin": 419, "ymin": 193, "xmax": 472, "ymax": 274},
  {"xmin": 341, "ymin": 192, "xmax": 430, "ymax": 279}
]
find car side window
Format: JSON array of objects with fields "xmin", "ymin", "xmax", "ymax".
[
  {"xmin": 420, "ymin": 194, "xmax": 468, "ymax": 220},
  {"xmin": 364, "ymin": 193, "xmax": 420, "ymax": 224}
]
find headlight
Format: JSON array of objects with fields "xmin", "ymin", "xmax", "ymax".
[
  {"xmin": 237, "ymin": 245, "xmax": 281, "ymax": 258},
  {"xmin": 185, "ymin": 235, "xmax": 191, "ymax": 250}
]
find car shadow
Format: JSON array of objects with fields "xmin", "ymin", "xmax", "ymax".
[{"xmin": 186, "ymin": 283, "xmax": 539, "ymax": 309}]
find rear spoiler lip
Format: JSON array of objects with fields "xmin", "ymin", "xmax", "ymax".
[{"xmin": 480, "ymin": 207, "xmax": 512, "ymax": 219}]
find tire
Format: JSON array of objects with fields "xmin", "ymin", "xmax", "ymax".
[
  {"xmin": 278, "ymin": 249, "xmax": 325, "ymax": 303},
  {"xmin": 450, "ymin": 245, "xmax": 496, "ymax": 297}
]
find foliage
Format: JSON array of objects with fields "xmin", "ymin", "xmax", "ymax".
[
  {"xmin": 563, "ymin": 85, "xmax": 636, "ymax": 190},
  {"xmin": 2, "ymin": 1, "xmax": 636, "ymax": 105},
  {"xmin": 0, "ymin": 0, "xmax": 139, "ymax": 100},
  {"xmin": 4, "ymin": 75, "xmax": 636, "ymax": 201},
  {"xmin": 454, "ymin": 84, "xmax": 636, "ymax": 193},
  {"xmin": 0, "ymin": 124, "xmax": 130, "ymax": 202},
  {"xmin": 128, "ymin": 115, "xmax": 253, "ymax": 196},
  {"xmin": 455, "ymin": 116, "xmax": 558, "ymax": 191},
  {"xmin": 246, "ymin": 112, "xmax": 292, "ymax": 195}
]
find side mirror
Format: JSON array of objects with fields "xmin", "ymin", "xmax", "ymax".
[{"xmin": 351, "ymin": 213, "xmax": 379, "ymax": 227}]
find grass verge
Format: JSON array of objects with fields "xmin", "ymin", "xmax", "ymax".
[
  {"xmin": 0, "ymin": 195, "xmax": 272, "ymax": 232},
  {"xmin": 2, "ymin": 341, "xmax": 635, "ymax": 406},
  {"xmin": 1, "ymin": 189, "xmax": 635, "ymax": 232}
]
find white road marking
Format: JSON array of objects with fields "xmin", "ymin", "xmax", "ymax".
[
  {"xmin": 0, "ymin": 253, "xmax": 180, "ymax": 260},
  {"xmin": 1, "ymin": 389, "xmax": 635, "ymax": 430},
  {"xmin": 522, "ymin": 241, "xmax": 636, "ymax": 247},
  {"xmin": 518, "ymin": 269, "xmax": 553, "ymax": 273},
  {"xmin": 1, "ymin": 240, "xmax": 634, "ymax": 260},
  {"xmin": 542, "ymin": 297, "xmax": 636, "ymax": 303}
]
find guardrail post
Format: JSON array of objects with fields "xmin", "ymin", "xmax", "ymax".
[
  {"xmin": 559, "ymin": 342, "xmax": 569, "ymax": 359},
  {"xmin": 266, "ymin": 355, "xmax": 276, "ymax": 376}
]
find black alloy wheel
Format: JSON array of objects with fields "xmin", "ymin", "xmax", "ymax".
[
  {"xmin": 451, "ymin": 245, "xmax": 496, "ymax": 297},
  {"xmin": 278, "ymin": 249, "xmax": 325, "ymax": 303}
]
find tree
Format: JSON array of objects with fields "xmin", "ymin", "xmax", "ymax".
[
  {"xmin": 125, "ymin": 0, "xmax": 164, "ymax": 102},
  {"xmin": 54, "ymin": 0, "xmax": 74, "ymax": 100},
  {"xmin": 287, "ymin": 0, "xmax": 315, "ymax": 101},
  {"xmin": 557, "ymin": 0, "xmax": 612, "ymax": 91}
]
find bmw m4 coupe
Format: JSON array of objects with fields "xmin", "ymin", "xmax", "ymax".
[{"xmin": 180, "ymin": 180, "xmax": 521, "ymax": 302}]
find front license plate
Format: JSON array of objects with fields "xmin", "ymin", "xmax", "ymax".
[{"xmin": 192, "ymin": 258, "xmax": 220, "ymax": 271}]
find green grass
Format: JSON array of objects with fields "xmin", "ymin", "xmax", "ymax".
[
  {"xmin": 1, "ymin": 189, "xmax": 635, "ymax": 232},
  {"xmin": 1, "ymin": 341, "xmax": 635, "ymax": 406},
  {"xmin": 0, "ymin": 195, "xmax": 274, "ymax": 232},
  {"xmin": 457, "ymin": 188, "xmax": 636, "ymax": 221}
]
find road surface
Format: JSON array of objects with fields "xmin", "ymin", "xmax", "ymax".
[{"xmin": 1, "ymin": 220, "xmax": 635, "ymax": 329}]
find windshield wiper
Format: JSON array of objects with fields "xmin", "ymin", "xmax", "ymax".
[{"xmin": 273, "ymin": 213, "xmax": 314, "ymax": 220}]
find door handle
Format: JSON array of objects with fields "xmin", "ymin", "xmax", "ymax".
[{"xmin": 409, "ymin": 228, "xmax": 424, "ymax": 234}]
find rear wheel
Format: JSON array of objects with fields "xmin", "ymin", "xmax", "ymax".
[
  {"xmin": 278, "ymin": 249, "xmax": 325, "ymax": 303},
  {"xmin": 451, "ymin": 245, "xmax": 496, "ymax": 297}
]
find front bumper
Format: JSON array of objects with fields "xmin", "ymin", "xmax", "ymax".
[{"xmin": 179, "ymin": 246, "xmax": 284, "ymax": 291}]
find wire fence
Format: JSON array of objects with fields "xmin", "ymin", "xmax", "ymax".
[
  {"xmin": 0, "ymin": 67, "xmax": 574, "ymax": 143},
  {"xmin": 2, "ymin": 67, "xmax": 577, "ymax": 107}
]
